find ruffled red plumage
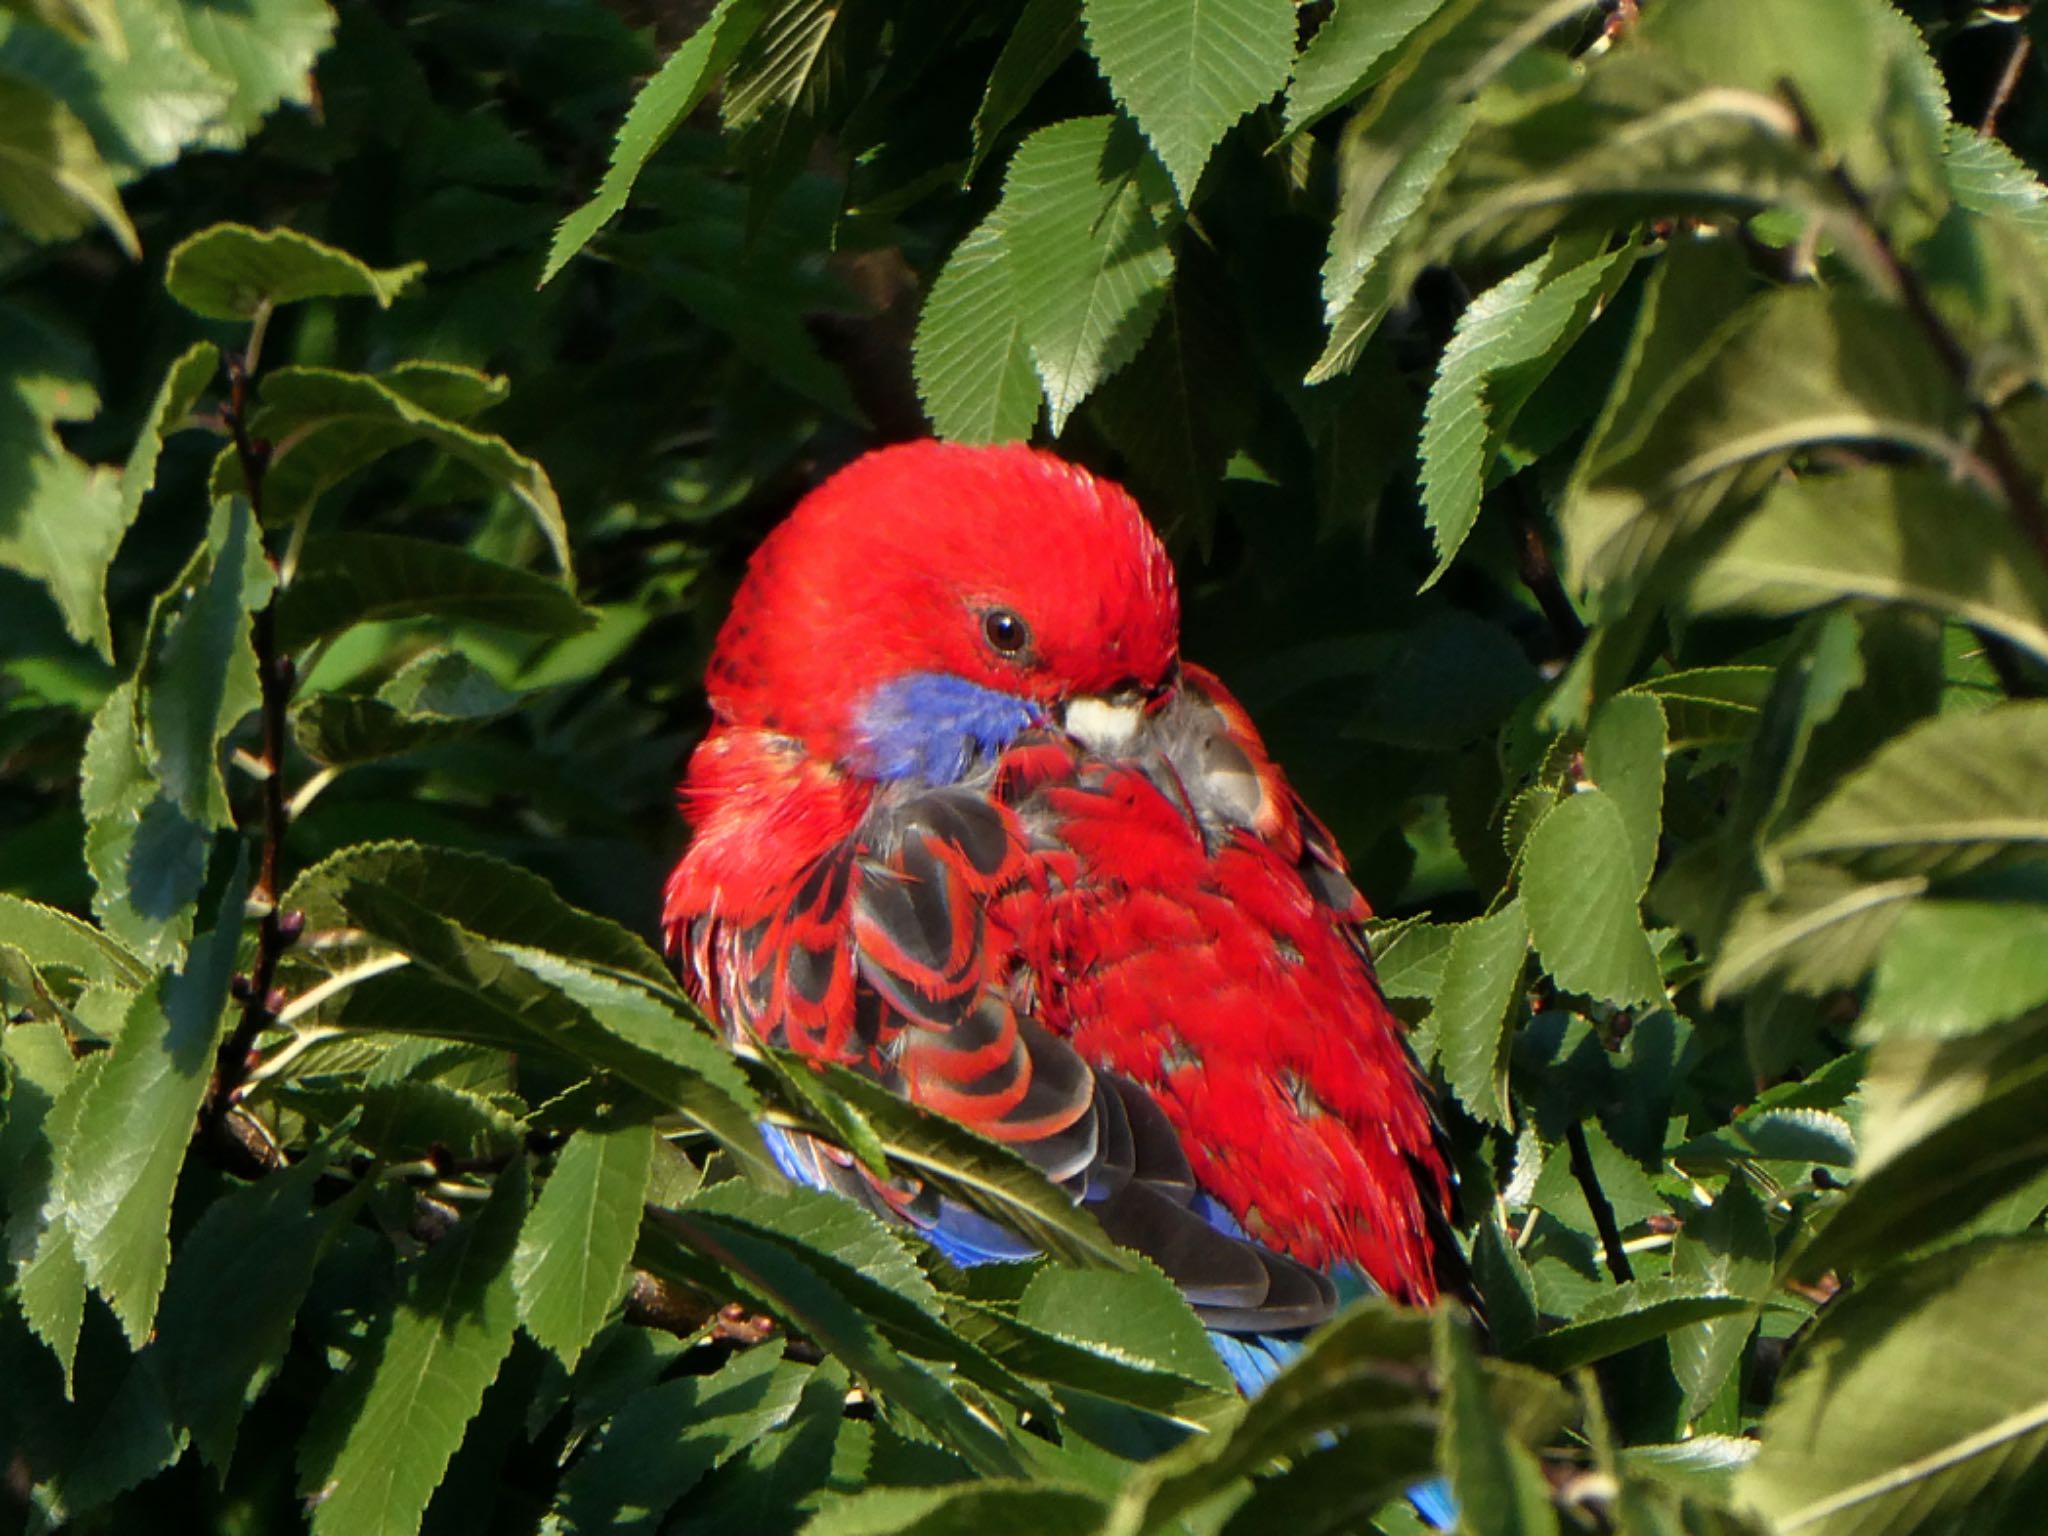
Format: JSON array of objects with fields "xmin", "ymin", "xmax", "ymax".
[{"xmin": 663, "ymin": 441, "xmax": 1453, "ymax": 1310}]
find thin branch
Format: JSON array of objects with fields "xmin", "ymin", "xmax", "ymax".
[
  {"xmin": 1565, "ymin": 1120, "xmax": 1636, "ymax": 1283},
  {"xmin": 1504, "ymin": 474, "xmax": 1588, "ymax": 659},
  {"xmin": 1981, "ymin": 26, "xmax": 2033, "ymax": 139},
  {"xmin": 203, "ymin": 302, "xmax": 300, "ymax": 1156}
]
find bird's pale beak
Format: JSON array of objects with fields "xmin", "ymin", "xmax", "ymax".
[
  {"xmin": 1062, "ymin": 694, "xmax": 1145, "ymax": 754},
  {"xmin": 1061, "ymin": 668, "xmax": 1176, "ymax": 754}
]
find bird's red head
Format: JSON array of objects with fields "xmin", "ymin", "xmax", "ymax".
[{"xmin": 706, "ymin": 441, "xmax": 1180, "ymax": 782}]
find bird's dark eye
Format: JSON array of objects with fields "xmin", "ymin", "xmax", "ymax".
[{"xmin": 982, "ymin": 608, "xmax": 1031, "ymax": 656}]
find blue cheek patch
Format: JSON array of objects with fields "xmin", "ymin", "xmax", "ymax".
[{"xmin": 854, "ymin": 672, "xmax": 1041, "ymax": 784}]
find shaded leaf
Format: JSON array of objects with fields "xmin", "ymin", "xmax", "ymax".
[
  {"xmin": 1862, "ymin": 900, "xmax": 2048, "ymax": 1039},
  {"xmin": 1441, "ymin": 1312, "xmax": 1560, "ymax": 1535},
  {"xmin": 1000, "ymin": 114, "xmax": 1177, "ymax": 431},
  {"xmin": 1685, "ymin": 467, "xmax": 2048, "ymax": 665},
  {"xmin": 967, "ymin": 0, "xmax": 1080, "ymax": 177},
  {"xmin": 1432, "ymin": 899, "xmax": 1528, "ymax": 1127},
  {"xmin": 1286, "ymin": 0, "xmax": 1446, "ymax": 136},
  {"xmin": 276, "ymin": 534, "xmax": 589, "ymax": 652},
  {"xmin": 1522, "ymin": 790, "xmax": 1664, "ymax": 1006},
  {"xmin": 913, "ymin": 212, "xmax": 1040, "ymax": 444},
  {"xmin": 247, "ymin": 367, "xmax": 571, "ymax": 577},
  {"xmin": 513, "ymin": 1118, "xmax": 656, "ymax": 1370},
  {"xmin": 1516, "ymin": 1279, "xmax": 1749, "ymax": 1373},
  {"xmin": 557, "ymin": 1340, "xmax": 807, "ymax": 1535},
  {"xmin": 303, "ymin": 1162, "xmax": 528, "ymax": 1536},
  {"xmin": 1773, "ymin": 702, "xmax": 2048, "ymax": 881},
  {"xmin": 540, "ymin": 0, "xmax": 768, "ymax": 284},
  {"xmin": 1080, "ymin": 0, "xmax": 1295, "ymax": 199},
  {"xmin": 166, "ymin": 222, "xmax": 420, "ymax": 321},
  {"xmin": 1585, "ymin": 691, "xmax": 1666, "ymax": 894},
  {"xmin": 61, "ymin": 851, "xmax": 246, "ymax": 1346},
  {"xmin": 1743, "ymin": 1236, "xmax": 2048, "ymax": 1535},
  {"xmin": 0, "ymin": 75, "xmax": 137, "ymax": 254},
  {"xmin": 1419, "ymin": 242, "xmax": 1628, "ymax": 585},
  {"xmin": 155, "ymin": 1142, "xmax": 360, "ymax": 1470}
]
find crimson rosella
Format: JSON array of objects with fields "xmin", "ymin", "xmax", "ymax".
[{"xmin": 663, "ymin": 441, "xmax": 1464, "ymax": 1426}]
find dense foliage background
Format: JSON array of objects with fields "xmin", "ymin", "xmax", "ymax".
[{"xmin": 4, "ymin": 0, "xmax": 2048, "ymax": 1531}]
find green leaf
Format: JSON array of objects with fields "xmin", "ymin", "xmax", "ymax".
[
  {"xmin": 967, "ymin": 0, "xmax": 1080, "ymax": 178},
  {"xmin": 1079, "ymin": 0, "xmax": 1295, "ymax": 200},
  {"xmin": 1945, "ymin": 122, "xmax": 2048, "ymax": 253},
  {"xmin": 754, "ymin": 1046, "xmax": 891, "ymax": 1180},
  {"xmin": 718, "ymin": 0, "xmax": 871, "ymax": 197},
  {"xmin": 644, "ymin": 1206, "xmax": 1026, "ymax": 1475},
  {"xmin": 799, "ymin": 1062, "xmax": 1127, "ymax": 1270},
  {"xmin": 276, "ymin": 533, "xmax": 589, "ymax": 652},
  {"xmin": 165, "ymin": 222, "xmax": 422, "ymax": 321},
  {"xmin": 1632, "ymin": 0, "xmax": 1948, "ymax": 232},
  {"xmin": 1367, "ymin": 916, "xmax": 1460, "ymax": 1001},
  {"xmin": 8, "ymin": 1035, "xmax": 94, "ymax": 1392},
  {"xmin": 1440, "ymin": 1312, "xmax": 1560, "ymax": 1535},
  {"xmin": 0, "ymin": 75, "xmax": 137, "ymax": 254},
  {"xmin": 137, "ymin": 497, "xmax": 272, "ymax": 830},
  {"xmin": 1018, "ymin": 1263, "xmax": 1233, "ymax": 1393},
  {"xmin": 155, "ymin": 1142, "xmax": 360, "ymax": 1470},
  {"xmin": 1685, "ymin": 467, "xmax": 2048, "ymax": 665},
  {"xmin": 1121, "ymin": 1302, "xmax": 1438, "ymax": 1531},
  {"xmin": 939, "ymin": 1288, "xmax": 1234, "ymax": 1431},
  {"xmin": 1773, "ymin": 701, "xmax": 2048, "ymax": 880},
  {"xmin": 999, "ymin": 114, "xmax": 1177, "ymax": 432},
  {"xmin": 1796, "ymin": 1043, "xmax": 2048, "ymax": 1278},
  {"xmin": 539, "ymin": 0, "xmax": 768, "ymax": 284},
  {"xmin": 1218, "ymin": 1423, "xmax": 1439, "ymax": 1536},
  {"xmin": 303, "ymin": 1161, "xmax": 528, "ymax": 1536},
  {"xmin": 689, "ymin": 1177, "xmax": 940, "ymax": 1311},
  {"xmin": 286, "ymin": 840, "xmax": 670, "ymax": 984},
  {"xmin": 1742, "ymin": 1235, "xmax": 2048, "ymax": 1535},
  {"xmin": 804, "ymin": 1484, "xmax": 1108, "ymax": 1536},
  {"xmin": 678, "ymin": 1180, "xmax": 1096, "ymax": 1426},
  {"xmin": 178, "ymin": 0, "xmax": 337, "ymax": 145},
  {"xmin": 1285, "ymin": 0, "xmax": 1446, "ymax": 136},
  {"xmin": 80, "ymin": 680, "xmax": 207, "ymax": 966},
  {"xmin": 1516, "ymin": 1278, "xmax": 1750, "ymax": 1374},
  {"xmin": 1418, "ymin": 242, "xmax": 1628, "ymax": 585},
  {"xmin": 62, "ymin": 850, "xmax": 247, "ymax": 1346},
  {"xmin": 513, "ymin": 1118, "xmax": 656, "ymax": 1370},
  {"xmin": 291, "ymin": 648, "xmax": 527, "ymax": 767},
  {"xmin": 0, "ymin": 304, "xmax": 128, "ymax": 659},
  {"xmin": 1862, "ymin": 901, "xmax": 2048, "ymax": 1040},
  {"xmin": 1432, "ymin": 899, "xmax": 1528, "ymax": 1127},
  {"xmin": 282, "ymin": 848, "xmax": 765, "ymax": 1169},
  {"xmin": 556, "ymin": 1341, "xmax": 808, "ymax": 1534},
  {"xmin": 1712, "ymin": 865, "xmax": 1926, "ymax": 1001},
  {"xmin": 1632, "ymin": 667, "xmax": 1772, "ymax": 750},
  {"xmin": 1564, "ymin": 287, "xmax": 1974, "ymax": 615},
  {"xmin": 0, "ymin": 892, "xmax": 145, "ymax": 990},
  {"xmin": 119, "ymin": 341, "xmax": 220, "ymax": 530},
  {"xmin": 1584, "ymin": 691, "xmax": 1666, "ymax": 894},
  {"xmin": 1668, "ymin": 1181, "xmax": 1771, "ymax": 1419},
  {"xmin": 1310, "ymin": 100, "xmax": 1472, "ymax": 383},
  {"xmin": 1521, "ymin": 790, "xmax": 1664, "ymax": 1006},
  {"xmin": 247, "ymin": 367, "xmax": 571, "ymax": 578},
  {"xmin": 913, "ymin": 212, "xmax": 1040, "ymax": 444}
]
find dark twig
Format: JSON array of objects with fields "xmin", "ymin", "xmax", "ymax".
[
  {"xmin": 1504, "ymin": 475, "xmax": 1588, "ymax": 659},
  {"xmin": 1565, "ymin": 1120, "xmax": 1635, "ymax": 1284},
  {"xmin": 1981, "ymin": 24, "xmax": 2033, "ymax": 139},
  {"xmin": 203, "ymin": 303, "xmax": 297, "ymax": 1153}
]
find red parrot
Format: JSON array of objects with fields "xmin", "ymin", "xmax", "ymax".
[{"xmin": 663, "ymin": 440, "xmax": 1462, "ymax": 1395}]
